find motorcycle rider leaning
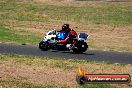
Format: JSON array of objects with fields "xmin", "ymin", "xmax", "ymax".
[{"xmin": 58, "ymin": 24, "xmax": 78, "ymax": 43}]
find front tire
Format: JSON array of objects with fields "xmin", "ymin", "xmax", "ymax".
[{"xmin": 39, "ymin": 41, "xmax": 49, "ymax": 51}]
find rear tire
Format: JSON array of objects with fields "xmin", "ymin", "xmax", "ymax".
[
  {"xmin": 81, "ymin": 42, "xmax": 88, "ymax": 52},
  {"xmin": 39, "ymin": 41, "xmax": 49, "ymax": 51},
  {"xmin": 72, "ymin": 41, "xmax": 88, "ymax": 53}
]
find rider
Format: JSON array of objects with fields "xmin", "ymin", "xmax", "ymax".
[{"xmin": 59, "ymin": 24, "xmax": 78, "ymax": 43}]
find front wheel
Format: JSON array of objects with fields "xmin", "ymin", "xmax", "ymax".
[
  {"xmin": 72, "ymin": 41, "xmax": 88, "ymax": 53},
  {"xmin": 39, "ymin": 41, "xmax": 49, "ymax": 51}
]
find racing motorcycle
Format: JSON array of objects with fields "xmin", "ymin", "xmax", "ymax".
[{"xmin": 39, "ymin": 29, "xmax": 90, "ymax": 53}]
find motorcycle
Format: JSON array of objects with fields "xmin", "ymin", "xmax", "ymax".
[{"xmin": 39, "ymin": 29, "xmax": 90, "ymax": 53}]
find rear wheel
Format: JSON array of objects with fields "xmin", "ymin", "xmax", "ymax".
[
  {"xmin": 39, "ymin": 41, "xmax": 49, "ymax": 51},
  {"xmin": 81, "ymin": 42, "xmax": 88, "ymax": 52},
  {"xmin": 72, "ymin": 41, "xmax": 88, "ymax": 53}
]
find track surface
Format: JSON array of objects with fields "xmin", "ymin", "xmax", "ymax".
[{"xmin": 0, "ymin": 43, "xmax": 132, "ymax": 64}]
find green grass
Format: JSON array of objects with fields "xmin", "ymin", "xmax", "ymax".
[
  {"xmin": 0, "ymin": 54, "xmax": 116, "ymax": 88},
  {"xmin": 0, "ymin": 0, "xmax": 49, "ymax": 22},
  {"xmin": 0, "ymin": 78, "xmax": 114, "ymax": 88},
  {"xmin": 0, "ymin": 25, "xmax": 41, "ymax": 44},
  {"xmin": 0, "ymin": 54, "xmax": 117, "ymax": 71},
  {"xmin": 0, "ymin": 78, "xmax": 56, "ymax": 88},
  {"xmin": 81, "ymin": 84, "xmax": 115, "ymax": 88},
  {"xmin": 0, "ymin": 0, "xmax": 131, "ymax": 26}
]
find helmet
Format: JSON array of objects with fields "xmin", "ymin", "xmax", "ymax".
[{"xmin": 62, "ymin": 24, "xmax": 69, "ymax": 31}]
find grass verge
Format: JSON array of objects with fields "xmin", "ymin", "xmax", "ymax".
[
  {"xmin": 0, "ymin": 25, "xmax": 40, "ymax": 44},
  {"xmin": 0, "ymin": 54, "xmax": 132, "ymax": 88},
  {"xmin": 0, "ymin": 0, "xmax": 132, "ymax": 25}
]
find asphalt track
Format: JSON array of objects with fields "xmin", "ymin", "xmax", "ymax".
[{"xmin": 0, "ymin": 43, "xmax": 132, "ymax": 64}]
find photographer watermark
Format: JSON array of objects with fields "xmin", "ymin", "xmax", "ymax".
[{"xmin": 76, "ymin": 66, "xmax": 131, "ymax": 84}]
